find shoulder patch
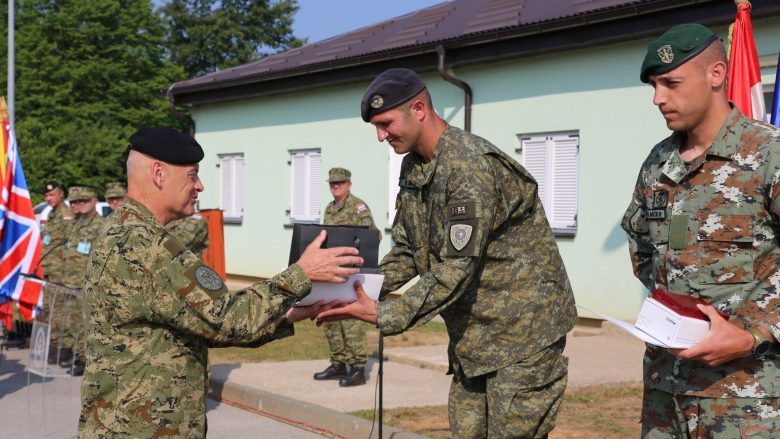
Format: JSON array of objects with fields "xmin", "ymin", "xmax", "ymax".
[
  {"xmin": 195, "ymin": 265, "xmax": 224, "ymax": 291},
  {"xmin": 356, "ymin": 204, "xmax": 367, "ymax": 213}
]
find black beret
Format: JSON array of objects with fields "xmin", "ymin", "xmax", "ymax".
[
  {"xmin": 128, "ymin": 127, "xmax": 204, "ymax": 164},
  {"xmin": 42, "ymin": 181, "xmax": 63, "ymax": 193},
  {"xmin": 361, "ymin": 68, "xmax": 427, "ymax": 122},
  {"xmin": 640, "ymin": 23, "xmax": 718, "ymax": 83}
]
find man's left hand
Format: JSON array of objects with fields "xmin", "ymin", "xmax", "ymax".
[
  {"xmin": 316, "ymin": 281, "xmax": 378, "ymax": 325},
  {"xmin": 668, "ymin": 304, "xmax": 753, "ymax": 366}
]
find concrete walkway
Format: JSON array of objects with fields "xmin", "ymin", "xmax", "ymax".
[{"xmin": 208, "ymin": 326, "xmax": 647, "ymax": 438}]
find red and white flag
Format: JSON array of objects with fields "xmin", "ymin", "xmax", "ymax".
[{"xmin": 727, "ymin": 1, "xmax": 766, "ymax": 122}]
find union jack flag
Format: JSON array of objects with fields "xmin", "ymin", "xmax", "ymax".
[{"xmin": 0, "ymin": 97, "xmax": 43, "ymax": 331}]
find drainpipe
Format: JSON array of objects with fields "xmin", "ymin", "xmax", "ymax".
[
  {"xmin": 436, "ymin": 45, "xmax": 472, "ymax": 132},
  {"xmin": 167, "ymin": 84, "xmax": 196, "ymax": 136}
]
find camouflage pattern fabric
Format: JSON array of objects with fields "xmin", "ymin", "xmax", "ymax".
[
  {"xmin": 322, "ymin": 192, "xmax": 378, "ymax": 367},
  {"xmin": 54, "ymin": 213, "xmax": 106, "ymax": 357},
  {"xmin": 166, "ymin": 213, "xmax": 209, "ymax": 255},
  {"xmin": 622, "ymin": 107, "xmax": 780, "ymax": 403},
  {"xmin": 448, "ymin": 338, "xmax": 568, "ymax": 438},
  {"xmin": 79, "ymin": 198, "xmax": 312, "ymax": 438},
  {"xmin": 641, "ymin": 387, "xmax": 779, "ymax": 438},
  {"xmin": 377, "ymin": 125, "xmax": 577, "ymax": 434},
  {"xmin": 41, "ymin": 203, "xmax": 74, "ymax": 281}
]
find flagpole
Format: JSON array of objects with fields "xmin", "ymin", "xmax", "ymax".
[{"xmin": 7, "ymin": 0, "xmax": 14, "ymax": 125}]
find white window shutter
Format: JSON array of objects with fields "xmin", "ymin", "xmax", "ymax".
[
  {"xmin": 520, "ymin": 137, "xmax": 549, "ymax": 207},
  {"xmin": 307, "ymin": 152, "xmax": 322, "ymax": 220},
  {"xmin": 290, "ymin": 150, "xmax": 321, "ymax": 223},
  {"xmin": 387, "ymin": 152, "xmax": 407, "ymax": 225},
  {"xmin": 550, "ymin": 135, "xmax": 579, "ymax": 232},
  {"xmin": 219, "ymin": 154, "xmax": 245, "ymax": 221}
]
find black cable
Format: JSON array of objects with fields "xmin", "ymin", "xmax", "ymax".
[{"xmin": 366, "ymin": 334, "xmax": 384, "ymax": 439}]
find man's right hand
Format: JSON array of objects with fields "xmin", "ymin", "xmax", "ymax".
[{"xmin": 296, "ymin": 230, "xmax": 363, "ymax": 283}]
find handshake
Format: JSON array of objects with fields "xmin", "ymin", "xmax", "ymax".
[{"xmin": 285, "ymin": 230, "xmax": 380, "ymax": 326}]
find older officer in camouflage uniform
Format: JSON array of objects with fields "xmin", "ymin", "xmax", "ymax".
[
  {"xmin": 166, "ymin": 212, "xmax": 209, "ymax": 257},
  {"xmin": 79, "ymin": 127, "xmax": 363, "ymax": 438},
  {"xmin": 623, "ymin": 24, "xmax": 780, "ymax": 437},
  {"xmin": 54, "ymin": 186, "xmax": 106, "ymax": 375},
  {"xmin": 313, "ymin": 167, "xmax": 378, "ymax": 387},
  {"xmin": 104, "ymin": 181, "xmax": 126, "ymax": 212},
  {"xmin": 40, "ymin": 181, "xmax": 73, "ymax": 279},
  {"xmin": 318, "ymin": 69, "xmax": 577, "ymax": 438}
]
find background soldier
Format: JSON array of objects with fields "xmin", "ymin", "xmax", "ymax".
[
  {"xmin": 318, "ymin": 68, "xmax": 577, "ymax": 437},
  {"xmin": 104, "ymin": 181, "xmax": 126, "ymax": 212},
  {"xmin": 54, "ymin": 186, "xmax": 106, "ymax": 375},
  {"xmin": 313, "ymin": 167, "xmax": 379, "ymax": 387},
  {"xmin": 79, "ymin": 127, "xmax": 363, "ymax": 437},
  {"xmin": 623, "ymin": 24, "xmax": 780, "ymax": 437},
  {"xmin": 40, "ymin": 181, "xmax": 72, "ymax": 279},
  {"xmin": 166, "ymin": 211, "xmax": 209, "ymax": 257}
]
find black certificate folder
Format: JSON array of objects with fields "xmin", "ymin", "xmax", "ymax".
[{"xmin": 288, "ymin": 224, "xmax": 380, "ymax": 268}]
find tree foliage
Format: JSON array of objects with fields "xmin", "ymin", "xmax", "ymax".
[
  {"xmin": 0, "ymin": 0, "xmax": 304, "ymax": 203},
  {"xmin": 160, "ymin": 0, "xmax": 304, "ymax": 78}
]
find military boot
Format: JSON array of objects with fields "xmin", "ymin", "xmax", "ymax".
[
  {"xmin": 313, "ymin": 362, "xmax": 347, "ymax": 380},
  {"xmin": 68, "ymin": 354, "xmax": 85, "ymax": 377},
  {"xmin": 58, "ymin": 348, "xmax": 74, "ymax": 367},
  {"xmin": 338, "ymin": 365, "xmax": 366, "ymax": 387}
]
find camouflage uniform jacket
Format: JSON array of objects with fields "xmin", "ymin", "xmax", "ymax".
[
  {"xmin": 60, "ymin": 213, "xmax": 106, "ymax": 289},
  {"xmin": 166, "ymin": 214, "xmax": 209, "ymax": 255},
  {"xmin": 323, "ymin": 193, "xmax": 379, "ymax": 232},
  {"xmin": 41, "ymin": 203, "xmax": 73, "ymax": 280},
  {"xmin": 622, "ymin": 107, "xmax": 780, "ymax": 398},
  {"xmin": 378, "ymin": 125, "xmax": 578, "ymax": 378},
  {"xmin": 79, "ymin": 198, "xmax": 311, "ymax": 438}
]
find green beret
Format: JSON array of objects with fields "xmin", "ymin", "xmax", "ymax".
[
  {"xmin": 361, "ymin": 68, "xmax": 427, "ymax": 122},
  {"xmin": 327, "ymin": 167, "xmax": 351, "ymax": 182},
  {"xmin": 67, "ymin": 186, "xmax": 97, "ymax": 202},
  {"xmin": 42, "ymin": 181, "xmax": 63, "ymax": 194},
  {"xmin": 129, "ymin": 127, "xmax": 204, "ymax": 165},
  {"xmin": 640, "ymin": 23, "xmax": 719, "ymax": 83},
  {"xmin": 104, "ymin": 181, "xmax": 126, "ymax": 198}
]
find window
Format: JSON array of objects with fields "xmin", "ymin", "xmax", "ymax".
[
  {"xmin": 388, "ymin": 151, "xmax": 407, "ymax": 226},
  {"xmin": 517, "ymin": 132, "xmax": 579, "ymax": 236},
  {"xmin": 764, "ymin": 86, "xmax": 777, "ymax": 124},
  {"xmin": 289, "ymin": 149, "xmax": 321, "ymax": 223},
  {"xmin": 219, "ymin": 154, "xmax": 244, "ymax": 223}
]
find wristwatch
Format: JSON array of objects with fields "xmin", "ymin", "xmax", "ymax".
[{"xmin": 747, "ymin": 326, "xmax": 773, "ymax": 359}]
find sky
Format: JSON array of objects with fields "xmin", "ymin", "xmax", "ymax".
[{"xmin": 292, "ymin": 0, "xmax": 446, "ymax": 44}]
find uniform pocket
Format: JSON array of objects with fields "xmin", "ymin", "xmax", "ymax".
[{"xmin": 697, "ymin": 214, "xmax": 754, "ymax": 284}]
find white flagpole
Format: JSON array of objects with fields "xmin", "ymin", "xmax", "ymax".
[{"xmin": 7, "ymin": 0, "xmax": 14, "ymax": 125}]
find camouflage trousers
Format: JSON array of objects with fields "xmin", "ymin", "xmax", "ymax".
[
  {"xmin": 642, "ymin": 387, "xmax": 780, "ymax": 438},
  {"xmin": 323, "ymin": 320, "xmax": 367, "ymax": 366},
  {"xmin": 448, "ymin": 337, "xmax": 568, "ymax": 439},
  {"xmin": 43, "ymin": 285, "xmax": 85, "ymax": 356}
]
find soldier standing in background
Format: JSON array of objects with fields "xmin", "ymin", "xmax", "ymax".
[
  {"xmin": 166, "ymin": 212, "xmax": 209, "ymax": 257},
  {"xmin": 318, "ymin": 68, "xmax": 577, "ymax": 437},
  {"xmin": 313, "ymin": 167, "xmax": 379, "ymax": 387},
  {"xmin": 623, "ymin": 24, "xmax": 780, "ymax": 437},
  {"xmin": 40, "ymin": 181, "xmax": 73, "ymax": 279},
  {"xmin": 79, "ymin": 127, "xmax": 364, "ymax": 437},
  {"xmin": 104, "ymin": 181, "xmax": 126, "ymax": 212},
  {"xmin": 56, "ymin": 186, "xmax": 106, "ymax": 375}
]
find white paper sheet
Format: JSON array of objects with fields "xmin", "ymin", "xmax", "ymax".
[
  {"xmin": 294, "ymin": 273, "xmax": 384, "ymax": 307},
  {"xmin": 576, "ymin": 304, "xmax": 674, "ymax": 348}
]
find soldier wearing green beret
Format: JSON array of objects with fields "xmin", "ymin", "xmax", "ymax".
[
  {"xmin": 104, "ymin": 181, "xmax": 126, "ymax": 212},
  {"xmin": 319, "ymin": 68, "xmax": 577, "ymax": 437},
  {"xmin": 313, "ymin": 167, "xmax": 379, "ymax": 387},
  {"xmin": 79, "ymin": 127, "xmax": 364, "ymax": 437},
  {"xmin": 623, "ymin": 23, "xmax": 780, "ymax": 437}
]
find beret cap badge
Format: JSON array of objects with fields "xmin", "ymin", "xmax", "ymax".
[
  {"xmin": 370, "ymin": 95, "xmax": 384, "ymax": 109},
  {"xmin": 657, "ymin": 45, "xmax": 674, "ymax": 64}
]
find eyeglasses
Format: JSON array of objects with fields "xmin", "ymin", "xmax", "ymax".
[
  {"xmin": 71, "ymin": 199, "xmax": 90, "ymax": 205},
  {"xmin": 329, "ymin": 181, "xmax": 348, "ymax": 187}
]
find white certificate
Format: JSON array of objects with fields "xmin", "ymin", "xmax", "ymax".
[{"xmin": 294, "ymin": 273, "xmax": 384, "ymax": 307}]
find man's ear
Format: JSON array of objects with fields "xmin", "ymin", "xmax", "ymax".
[
  {"xmin": 410, "ymin": 99, "xmax": 426, "ymax": 122},
  {"xmin": 152, "ymin": 161, "xmax": 164, "ymax": 189},
  {"xmin": 709, "ymin": 60, "xmax": 727, "ymax": 89}
]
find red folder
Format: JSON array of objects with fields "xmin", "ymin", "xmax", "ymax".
[{"xmin": 651, "ymin": 289, "xmax": 729, "ymax": 321}]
